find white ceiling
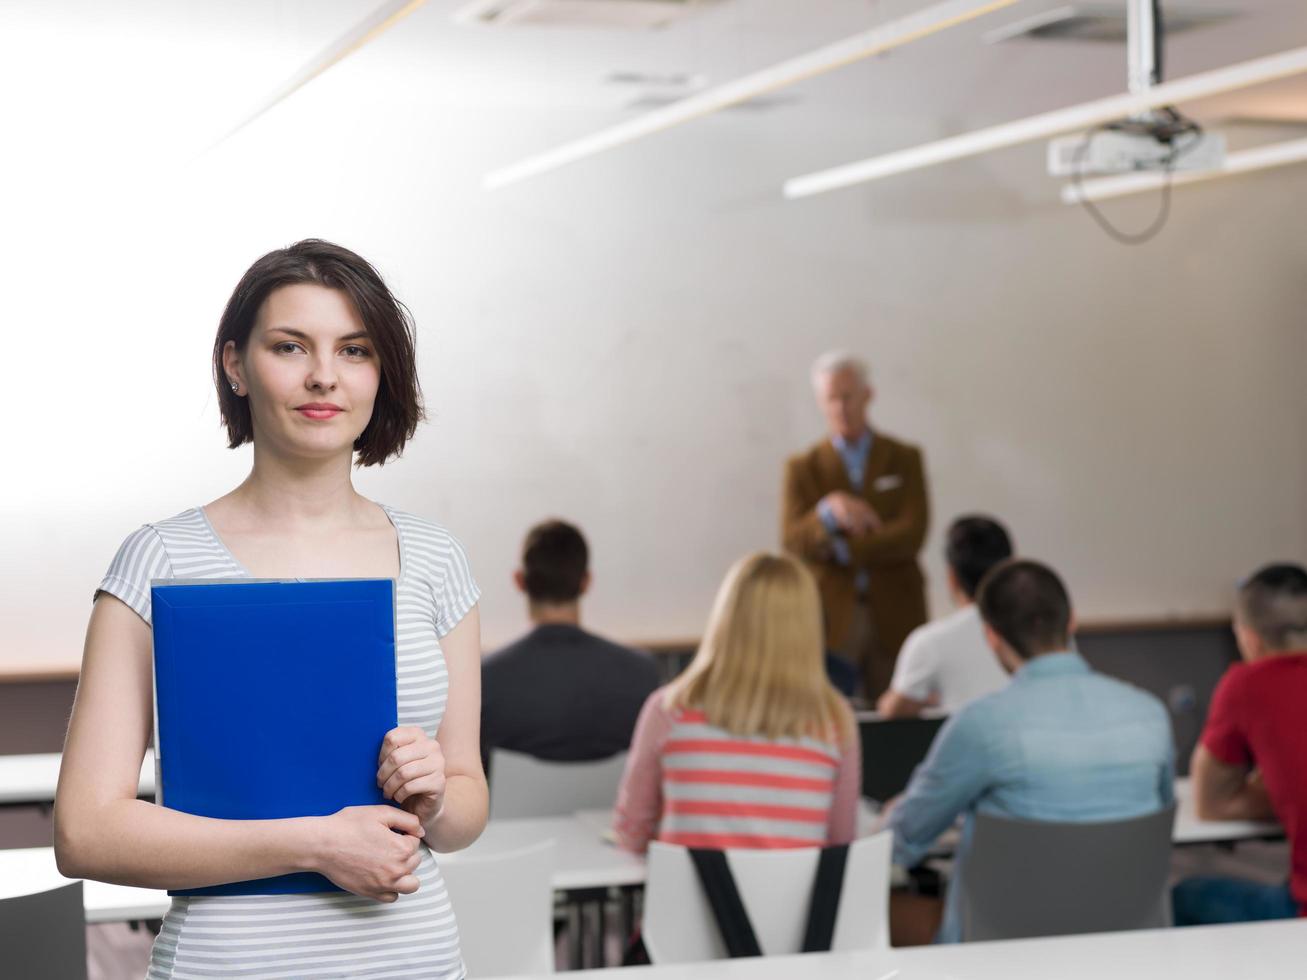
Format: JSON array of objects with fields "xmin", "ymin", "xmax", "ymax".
[{"xmin": 2, "ymin": 0, "xmax": 1305, "ymax": 188}]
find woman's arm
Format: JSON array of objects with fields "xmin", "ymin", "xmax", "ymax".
[
  {"xmin": 55, "ymin": 595, "xmax": 425, "ymax": 900},
  {"xmin": 828, "ymin": 722, "xmax": 863, "ymax": 845},
  {"xmin": 613, "ymin": 690, "xmax": 672, "ymax": 853},
  {"xmin": 422, "ymin": 605, "xmax": 488, "ymax": 852}
]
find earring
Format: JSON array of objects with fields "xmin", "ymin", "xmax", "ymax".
[{"xmin": 230, "ymin": 381, "xmax": 240, "ymax": 394}]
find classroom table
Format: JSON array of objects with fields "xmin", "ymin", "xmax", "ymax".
[
  {"xmin": 1171, "ymin": 776, "xmax": 1283, "ymax": 845},
  {"xmin": 0, "ymin": 751, "xmax": 155, "ymax": 805},
  {"xmin": 485, "ymin": 918, "xmax": 1307, "ymax": 980},
  {"xmin": 0, "ymin": 847, "xmax": 167, "ymax": 924},
  {"xmin": 0, "ymin": 778, "xmax": 1282, "ymax": 926}
]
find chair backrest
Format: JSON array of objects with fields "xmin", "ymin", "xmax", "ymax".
[
  {"xmin": 642, "ymin": 833, "xmax": 892, "ymax": 964},
  {"xmin": 857, "ymin": 715, "xmax": 946, "ymax": 804},
  {"xmin": 0, "ymin": 880, "xmax": 87, "ymax": 980},
  {"xmin": 961, "ymin": 805, "xmax": 1177, "ymax": 942},
  {"xmin": 438, "ymin": 839, "xmax": 555, "ymax": 976},
  {"xmin": 488, "ymin": 749, "xmax": 628, "ymax": 820}
]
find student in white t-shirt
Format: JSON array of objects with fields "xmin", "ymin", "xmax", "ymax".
[{"xmin": 877, "ymin": 516, "xmax": 1013, "ymax": 717}]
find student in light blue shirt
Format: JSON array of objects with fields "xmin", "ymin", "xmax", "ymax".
[{"xmin": 889, "ymin": 559, "xmax": 1175, "ymax": 943}]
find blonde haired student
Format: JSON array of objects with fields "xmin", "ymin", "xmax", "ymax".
[
  {"xmin": 55, "ymin": 240, "xmax": 485, "ymax": 979},
  {"xmin": 614, "ymin": 552, "xmax": 861, "ymax": 851}
]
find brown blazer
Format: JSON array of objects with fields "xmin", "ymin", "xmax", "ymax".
[{"xmin": 781, "ymin": 431, "xmax": 930, "ymax": 663}]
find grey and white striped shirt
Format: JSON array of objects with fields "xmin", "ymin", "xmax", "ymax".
[{"xmin": 96, "ymin": 504, "xmax": 479, "ymax": 979}]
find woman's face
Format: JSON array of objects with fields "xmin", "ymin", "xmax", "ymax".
[{"xmin": 224, "ymin": 283, "xmax": 381, "ymax": 463}]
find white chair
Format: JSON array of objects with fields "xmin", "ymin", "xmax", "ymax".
[
  {"xmin": 439, "ymin": 839, "xmax": 555, "ymax": 976},
  {"xmin": 488, "ymin": 749, "xmax": 628, "ymax": 820},
  {"xmin": 642, "ymin": 832, "xmax": 892, "ymax": 963}
]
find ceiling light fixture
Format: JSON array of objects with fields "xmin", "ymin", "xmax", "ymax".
[
  {"xmin": 216, "ymin": 0, "xmax": 431, "ymax": 146},
  {"xmin": 482, "ymin": 0, "xmax": 1020, "ymax": 191},
  {"xmin": 783, "ymin": 44, "xmax": 1307, "ymax": 199}
]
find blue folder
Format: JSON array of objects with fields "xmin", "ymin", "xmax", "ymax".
[{"xmin": 150, "ymin": 578, "xmax": 399, "ymax": 897}]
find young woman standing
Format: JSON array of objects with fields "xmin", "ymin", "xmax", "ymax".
[{"xmin": 55, "ymin": 240, "xmax": 485, "ymax": 978}]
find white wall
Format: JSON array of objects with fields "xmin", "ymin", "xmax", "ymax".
[{"xmin": 3, "ymin": 13, "xmax": 1306, "ymax": 668}]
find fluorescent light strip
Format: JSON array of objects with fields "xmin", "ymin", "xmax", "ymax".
[
  {"xmin": 215, "ymin": 0, "xmax": 431, "ymax": 146},
  {"xmin": 1063, "ymin": 136, "xmax": 1307, "ymax": 202},
  {"xmin": 784, "ymin": 45, "xmax": 1307, "ymax": 199},
  {"xmin": 482, "ymin": 0, "xmax": 1019, "ymax": 191}
]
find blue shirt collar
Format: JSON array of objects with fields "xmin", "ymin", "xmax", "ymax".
[
  {"xmin": 1013, "ymin": 650, "xmax": 1090, "ymax": 682},
  {"xmin": 831, "ymin": 428, "xmax": 873, "ymax": 456}
]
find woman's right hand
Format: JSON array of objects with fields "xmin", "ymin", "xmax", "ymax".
[{"xmin": 311, "ymin": 805, "xmax": 426, "ymax": 902}]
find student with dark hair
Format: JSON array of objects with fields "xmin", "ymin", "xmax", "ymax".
[
  {"xmin": 55, "ymin": 240, "xmax": 484, "ymax": 978},
  {"xmin": 877, "ymin": 515, "xmax": 1013, "ymax": 717},
  {"xmin": 1174, "ymin": 563, "xmax": 1307, "ymax": 925},
  {"xmin": 889, "ymin": 559, "xmax": 1174, "ymax": 943},
  {"xmin": 481, "ymin": 520, "xmax": 659, "ymax": 770}
]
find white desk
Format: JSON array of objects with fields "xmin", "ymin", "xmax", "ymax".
[
  {"xmin": 0, "ymin": 811, "xmax": 646, "ymax": 924},
  {"xmin": 1173, "ymin": 776, "xmax": 1282, "ymax": 844},
  {"xmin": 489, "ymin": 919, "xmax": 1307, "ymax": 980},
  {"xmin": 451, "ymin": 811, "xmax": 646, "ymax": 891},
  {"xmin": 0, "ymin": 752, "xmax": 155, "ymax": 805},
  {"xmin": 0, "ymin": 847, "xmax": 170, "ymax": 924},
  {"xmin": 0, "ymin": 783, "xmax": 1280, "ymax": 925}
]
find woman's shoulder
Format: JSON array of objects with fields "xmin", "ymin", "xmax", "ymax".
[
  {"xmin": 110, "ymin": 508, "xmax": 208, "ymax": 553},
  {"xmin": 379, "ymin": 504, "xmax": 467, "ymax": 554},
  {"xmin": 379, "ymin": 504, "xmax": 480, "ymax": 633}
]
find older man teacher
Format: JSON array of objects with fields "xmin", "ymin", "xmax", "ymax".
[{"xmin": 782, "ymin": 351, "xmax": 930, "ymax": 700}]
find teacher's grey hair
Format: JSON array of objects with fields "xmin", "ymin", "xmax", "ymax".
[{"xmin": 810, "ymin": 350, "xmax": 871, "ymax": 390}]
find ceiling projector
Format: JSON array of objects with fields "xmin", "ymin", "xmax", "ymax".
[{"xmin": 1048, "ymin": 120, "xmax": 1227, "ymax": 177}]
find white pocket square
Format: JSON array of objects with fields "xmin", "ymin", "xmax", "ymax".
[{"xmin": 873, "ymin": 474, "xmax": 903, "ymax": 491}]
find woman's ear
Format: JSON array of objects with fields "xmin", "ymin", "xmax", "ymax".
[{"xmin": 222, "ymin": 340, "xmax": 245, "ymax": 393}]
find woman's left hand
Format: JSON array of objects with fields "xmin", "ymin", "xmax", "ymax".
[{"xmin": 377, "ymin": 726, "xmax": 446, "ymax": 826}]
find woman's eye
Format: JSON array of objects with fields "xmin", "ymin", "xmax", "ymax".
[
  {"xmin": 342, "ymin": 345, "xmax": 372, "ymax": 358},
  {"xmin": 273, "ymin": 342, "xmax": 303, "ymax": 354}
]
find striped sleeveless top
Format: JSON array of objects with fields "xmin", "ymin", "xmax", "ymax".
[
  {"xmin": 95, "ymin": 504, "xmax": 479, "ymax": 980},
  {"xmin": 614, "ymin": 690, "xmax": 860, "ymax": 852}
]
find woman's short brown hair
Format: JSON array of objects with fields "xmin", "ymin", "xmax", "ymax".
[{"xmin": 213, "ymin": 239, "xmax": 425, "ymax": 467}]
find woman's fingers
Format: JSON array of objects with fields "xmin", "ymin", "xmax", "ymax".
[
  {"xmin": 376, "ymin": 741, "xmax": 428, "ymax": 785},
  {"xmin": 392, "ymin": 773, "xmax": 444, "ymax": 806},
  {"xmin": 375, "ymin": 805, "xmax": 424, "ymax": 837},
  {"xmin": 377, "ymin": 726, "xmax": 425, "ymax": 766},
  {"xmin": 394, "ymin": 874, "xmax": 421, "ymax": 895},
  {"xmin": 382, "ymin": 758, "xmax": 440, "ymax": 800}
]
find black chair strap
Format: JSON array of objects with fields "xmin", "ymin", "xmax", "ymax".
[
  {"xmin": 801, "ymin": 843, "xmax": 849, "ymax": 953},
  {"xmin": 688, "ymin": 843, "xmax": 852, "ymax": 958},
  {"xmin": 688, "ymin": 848, "xmax": 762, "ymax": 958}
]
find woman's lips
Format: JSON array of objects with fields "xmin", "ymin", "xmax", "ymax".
[{"xmin": 297, "ymin": 408, "xmax": 341, "ymax": 420}]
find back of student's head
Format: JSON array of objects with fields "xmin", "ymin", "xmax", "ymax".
[
  {"xmin": 521, "ymin": 520, "xmax": 588, "ymax": 604},
  {"xmin": 976, "ymin": 559, "xmax": 1072, "ymax": 660},
  {"xmin": 669, "ymin": 552, "xmax": 849, "ymax": 742},
  {"xmin": 946, "ymin": 515, "xmax": 1014, "ymax": 599},
  {"xmin": 1236, "ymin": 563, "xmax": 1307, "ymax": 652}
]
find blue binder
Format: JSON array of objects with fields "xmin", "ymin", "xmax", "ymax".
[{"xmin": 150, "ymin": 578, "xmax": 399, "ymax": 897}]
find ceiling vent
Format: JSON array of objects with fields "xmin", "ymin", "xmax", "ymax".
[
  {"xmin": 603, "ymin": 69, "xmax": 800, "ymax": 113},
  {"xmin": 454, "ymin": 0, "xmax": 703, "ymax": 30},
  {"xmin": 983, "ymin": 3, "xmax": 1236, "ymax": 45}
]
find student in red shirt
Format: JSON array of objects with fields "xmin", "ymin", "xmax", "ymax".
[{"xmin": 1173, "ymin": 563, "xmax": 1307, "ymax": 924}]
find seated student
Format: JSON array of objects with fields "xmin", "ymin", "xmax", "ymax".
[
  {"xmin": 877, "ymin": 515, "xmax": 1013, "ymax": 717},
  {"xmin": 889, "ymin": 559, "xmax": 1174, "ymax": 943},
  {"xmin": 1173, "ymin": 563, "xmax": 1307, "ymax": 925},
  {"xmin": 613, "ymin": 552, "xmax": 860, "ymax": 851},
  {"xmin": 481, "ymin": 520, "xmax": 659, "ymax": 770}
]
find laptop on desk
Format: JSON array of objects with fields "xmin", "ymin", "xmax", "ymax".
[{"xmin": 858, "ymin": 715, "xmax": 946, "ymax": 805}]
